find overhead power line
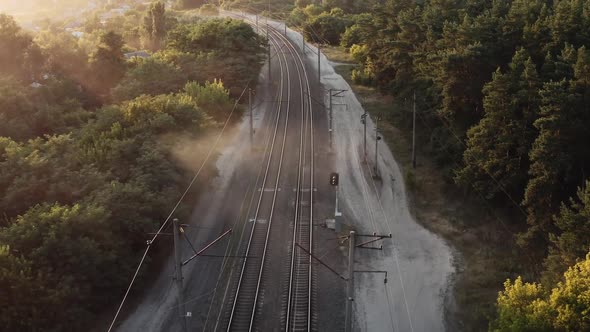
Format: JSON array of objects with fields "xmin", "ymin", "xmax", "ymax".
[{"xmin": 107, "ymin": 83, "xmax": 250, "ymax": 332}]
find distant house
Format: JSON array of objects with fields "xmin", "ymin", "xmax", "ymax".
[
  {"xmin": 71, "ymin": 31, "xmax": 84, "ymax": 38},
  {"xmin": 124, "ymin": 51, "xmax": 151, "ymax": 59}
]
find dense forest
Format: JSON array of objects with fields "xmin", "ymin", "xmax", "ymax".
[
  {"xmin": 226, "ymin": 0, "xmax": 590, "ymax": 330},
  {"xmin": 0, "ymin": 2, "xmax": 265, "ymax": 330}
]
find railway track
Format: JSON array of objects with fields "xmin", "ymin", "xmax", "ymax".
[
  {"xmin": 270, "ymin": 26, "xmax": 316, "ymax": 332},
  {"xmin": 220, "ymin": 14, "xmax": 316, "ymax": 332}
]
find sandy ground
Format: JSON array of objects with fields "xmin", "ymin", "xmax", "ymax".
[{"xmin": 277, "ymin": 22, "xmax": 456, "ymax": 332}]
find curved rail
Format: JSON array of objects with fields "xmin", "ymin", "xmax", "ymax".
[
  {"xmin": 224, "ymin": 13, "xmax": 316, "ymax": 332},
  {"xmin": 271, "ymin": 25, "xmax": 315, "ymax": 332},
  {"xmin": 226, "ymin": 26, "xmax": 288, "ymax": 331}
]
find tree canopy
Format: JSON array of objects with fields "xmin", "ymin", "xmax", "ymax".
[
  {"xmin": 294, "ymin": 0, "xmax": 590, "ymax": 329},
  {"xmin": 0, "ymin": 7, "xmax": 263, "ymax": 331}
]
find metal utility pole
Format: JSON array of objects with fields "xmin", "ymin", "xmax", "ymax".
[
  {"xmin": 284, "ymin": 22, "xmax": 287, "ymax": 35},
  {"xmin": 249, "ymin": 88, "xmax": 253, "ymax": 145},
  {"xmin": 317, "ymin": 45, "xmax": 321, "ymax": 83},
  {"xmin": 345, "ymin": 231, "xmax": 355, "ymax": 332},
  {"xmin": 255, "ymin": 15, "xmax": 258, "ymax": 33},
  {"xmin": 374, "ymin": 116, "xmax": 381, "ymax": 174},
  {"xmin": 412, "ymin": 91, "xmax": 417, "ymax": 169},
  {"xmin": 302, "ymin": 35, "xmax": 305, "ymax": 54},
  {"xmin": 267, "ymin": 27, "xmax": 271, "ymax": 83},
  {"xmin": 363, "ymin": 112, "xmax": 367, "ymax": 162},
  {"xmin": 329, "ymin": 88, "xmax": 333, "ymax": 148},
  {"xmin": 173, "ymin": 218, "xmax": 188, "ymax": 332},
  {"xmin": 328, "ymin": 89, "xmax": 346, "ymax": 151},
  {"xmin": 334, "ymin": 183, "xmax": 343, "ymax": 217},
  {"xmin": 345, "ymin": 233, "xmax": 392, "ymax": 331}
]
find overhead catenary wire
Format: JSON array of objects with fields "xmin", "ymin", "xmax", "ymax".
[
  {"xmin": 365, "ymin": 161, "xmax": 415, "ymax": 332},
  {"xmin": 384, "ymin": 283, "xmax": 398, "ymax": 332},
  {"xmin": 107, "ymin": 82, "xmax": 250, "ymax": 332}
]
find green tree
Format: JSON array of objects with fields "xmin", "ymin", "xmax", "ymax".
[
  {"xmin": 0, "ymin": 78, "xmax": 90, "ymax": 140},
  {"xmin": 492, "ymin": 252, "xmax": 590, "ymax": 331},
  {"xmin": 112, "ymin": 56, "xmax": 187, "ymax": 101},
  {"xmin": 0, "ymin": 203, "xmax": 128, "ymax": 330},
  {"xmin": 0, "ymin": 246, "xmax": 48, "ymax": 331},
  {"xmin": 89, "ymin": 31, "xmax": 126, "ymax": 97},
  {"xmin": 544, "ymin": 181, "xmax": 590, "ymax": 286},
  {"xmin": 522, "ymin": 79, "xmax": 573, "ymax": 245},
  {"xmin": 34, "ymin": 29, "xmax": 89, "ymax": 82},
  {"xmin": 457, "ymin": 49, "xmax": 540, "ymax": 201},
  {"xmin": 523, "ymin": 46, "xmax": 590, "ymax": 248},
  {"xmin": 491, "ymin": 277, "xmax": 553, "ymax": 332},
  {"xmin": 143, "ymin": 1, "xmax": 167, "ymax": 51},
  {"xmin": 0, "ymin": 135, "xmax": 105, "ymax": 219},
  {"xmin": 166, "ymin": 19, "xmax": 266, "ymax": 90},
  {"xmin": 184, "ymin": 80, "xmax": 235, "ymax": 121},
  {"xmin": 0, "ymin": 14, "xmax": 43, "ymax": 82},
  {"xmin": 303, "ymin": 9, "xmax": 352, "ymax": 45}
]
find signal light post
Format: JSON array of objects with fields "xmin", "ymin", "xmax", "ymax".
[{"xmin": 330, "ymin": 172, "xmax": 341, "ymax": 217}]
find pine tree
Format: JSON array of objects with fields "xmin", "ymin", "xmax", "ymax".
[
  {"xmin": 544, "ymin": 181, "xmax": 590, "ymax": 286},
  {"xmin": 456, "ymin": 49, "xmax": 540, "ymax": 201},
  {"xmin": 522, "ymin": 44, "xmax": 590, "ymax": 250},
  {"xmin": 522, "ymin": 79, "xmax": 572, "ymax": 245}
]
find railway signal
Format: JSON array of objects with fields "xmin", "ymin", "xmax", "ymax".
[
  {"xmin": 330, "ymin": 172, "xmax": 342, "ymax": 217},
  {"xmin": 330, "ymin": 172, "xmax": 339, "ymax": 186}
]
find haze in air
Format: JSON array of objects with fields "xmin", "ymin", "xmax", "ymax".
[{"xmin": 2, "ymin": 0, "xmax": 590, "ymax": 332}]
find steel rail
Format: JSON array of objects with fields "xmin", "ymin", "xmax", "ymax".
[
  {"xmin": 226, "ymin": 26, "xmax": 287, "ymax": 331},
  {"xmin": 244, "ymin": 28, "xmax": 294, "ymax": 331},
  {"xmin": 268, "ymin": 23, "xmax": 315, "ymax": 332},
  {"xmin": 227, "ymin": 13, "xmax": 316, "ymax": 332}
]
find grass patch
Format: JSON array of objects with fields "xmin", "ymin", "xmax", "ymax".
[
  {"xmin": 330, "ymin": 54, "xmax": 526, "ymax": 331},
  {"xmin": 321, "ymin": 45, "xmax": 355, "ymax": 64}
]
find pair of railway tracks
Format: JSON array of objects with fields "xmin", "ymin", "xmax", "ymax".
[{"xmin": 218, "ymin": 16, "xmax": 316, "ymax": 332}]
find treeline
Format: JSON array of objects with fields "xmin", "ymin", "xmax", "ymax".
[
  {"xmin": 280, "ymin": 0, "xmax": 590, "ymax": 330},
  {"xmin": 0, "ymin": 3, "xmax": 265, "ymax": 330}
]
